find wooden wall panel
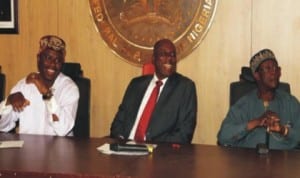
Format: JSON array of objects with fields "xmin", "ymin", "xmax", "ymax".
[
  {"xmin": 0, "ymin": 0, "xmax": 299, "ymax": 145},
  {"xmin": 57, "ymin": 1, "xmax": 140, "ymax": 137},
  {"xmin": 179, "ymin": 0, "xmax": 252, "ymax": 144}
]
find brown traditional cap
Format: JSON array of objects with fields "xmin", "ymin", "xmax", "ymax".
[
  {"xmin": 38, "ymin": 35, "xmax": 66, "ymax": 57},
  {"xmin": 250, "ymin": 49, "xmax": 277, "ymax": 73}
]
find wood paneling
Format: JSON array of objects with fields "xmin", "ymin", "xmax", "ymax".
[{"xmin": 0, "ymin": 0, "xmax": 299, "ymax": 145}]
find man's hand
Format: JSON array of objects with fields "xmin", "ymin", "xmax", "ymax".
[
  {"xmin": 247, "ymin": 111, "xmax": 280, "ymax": 131},
  {"xmin": 247, "ymin": 111, "xmax": 270, "ymax": 131},
  {"xmin": 264, "ymin": 111, "xmax": 283, "ymax": 133},
  {"xmin": 6, "ymin": 92, "xmax": 30, "ymax": 112},
  {"xmin": 26, "ymin": 72, "xmax": 49, "ymax": 94},
  {"xmin": 248, "ymin": 110, "xmax": 287, "ymax": 135}
]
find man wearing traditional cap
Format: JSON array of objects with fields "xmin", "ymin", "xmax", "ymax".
[
  {"xmin": 218, "ymin": 49, "xmax": 300, "ymax": 150},
  {"xmin": 0, "ymin": 35, "xmax": 79, "ymax": 136}
]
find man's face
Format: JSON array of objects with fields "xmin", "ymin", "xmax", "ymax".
[
  {"xmin": 153, "ymin": 41, "xmax": 177, "ymax": 79},
  {"xmin": 37, "ymin": 48, "xmax": 64, "ymax": 83},
  {"xmin": 255, "ymin": 59, "xmax": 281, "ymax": 90}
]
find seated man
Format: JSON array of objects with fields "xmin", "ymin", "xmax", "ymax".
[
  {"xmin": 0, "ymin": 35, "xmax": 79, "ymax": 136},
  {"xmin": 110, "ymin": 39, "xmax": 197, "ymax": 144},
  {"xmin": 218, "ymin": 49, "xmax": 300, "ymax": 150}
]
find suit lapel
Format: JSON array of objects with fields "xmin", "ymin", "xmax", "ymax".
[
  {"xmin": 126, "ymin": 76, "xmax": 152, "ymax": 132},
  {"xmin": 157, "ymin": 73, "xmax": 179, "ymax": 104},
  {"xmin": 135, "ymin": 76, "xmax": 153, "ymax": 107},
  {"xmin": 150, "ymin": 73, "xmax": 179, "ymax": 120}
]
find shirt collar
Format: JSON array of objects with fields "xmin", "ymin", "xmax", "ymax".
[{"xmin": 153, "ymin": 74, "xmax": 168, "ymax": 85}]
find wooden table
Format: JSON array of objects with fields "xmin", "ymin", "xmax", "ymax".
[{"xmin": 1, "ymin": 133, "xmax": 300, "ymax": 178}]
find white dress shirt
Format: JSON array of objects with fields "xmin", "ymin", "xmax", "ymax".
[
  {"xmin": 128, "ymin": 75, "xmax": 167, "ymax": 140},
  {"xmin": 0, "ymin": 73, "xmax": 79, "ymax": 136}
]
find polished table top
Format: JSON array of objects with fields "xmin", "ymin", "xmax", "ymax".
[{"xmin": 1, "ymin": 133, "xmax": 300, "ymax": 178}]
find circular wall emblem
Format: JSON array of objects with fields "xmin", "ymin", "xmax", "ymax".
[{"xmin": 89, "ymin": 0, "xmax": 218, "ymax": 66}]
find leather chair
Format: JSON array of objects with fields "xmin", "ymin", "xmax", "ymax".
[
  {"xmin": 230, "ymin": 66, "xmax": 290, "ymax": 106},
  {"xmin": 142, "ymin": 62, "xmax": 155, "ymax": 75},
  {"xmin": 61, "ymin": 62, "xmax": 91, "ymax": 137}
]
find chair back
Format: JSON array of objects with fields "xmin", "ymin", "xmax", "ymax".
[
  {"xmin": 0, "ymin": 68, "xmax": 5, "ymax": 101},
  {"xmin": 62, "ymin": 62, "xmax": 91, "ymax": 137},
  {"xmin": 142, "ymin": 63, "xmax": 155, "ymax": 75},
  {"xmin": 230, "ymin": 67, "xmax": 290, "ymax": 106}
]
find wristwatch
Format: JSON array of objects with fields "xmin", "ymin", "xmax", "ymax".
[{"xmin": 42, "ymin": 90, "xmax": 53, "ymax": 100}]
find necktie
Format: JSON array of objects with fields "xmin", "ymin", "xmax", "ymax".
[{"xmin": 134, "ymin": 80, "xmax": 163, "ymax": 142}]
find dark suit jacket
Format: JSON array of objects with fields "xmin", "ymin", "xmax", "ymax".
[{"xmin": 110, "ymin": 72, "xmax": 197, "ymax": 144}]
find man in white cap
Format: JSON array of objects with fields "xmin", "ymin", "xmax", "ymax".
[
  {"xmin": 218, "ymin": 49, "xmax": 300, "ymax": 150},
  {"xmin": 0, "ymin": 35, "xmax": 79, "ymax": 136}
]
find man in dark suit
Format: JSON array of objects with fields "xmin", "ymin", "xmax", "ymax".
[{"xmin": 110, "ymin": 39, "xmax": 197, "ymax": 144}]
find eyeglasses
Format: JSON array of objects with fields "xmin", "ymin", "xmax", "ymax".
[{"xmin": 259, "ymin": 65, "xmax": 279, "ymax": 73}]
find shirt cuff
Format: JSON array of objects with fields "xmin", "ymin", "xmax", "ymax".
[{"xmin": 0, "ymin": 99, "xmax": 13, "ymax": 115}]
